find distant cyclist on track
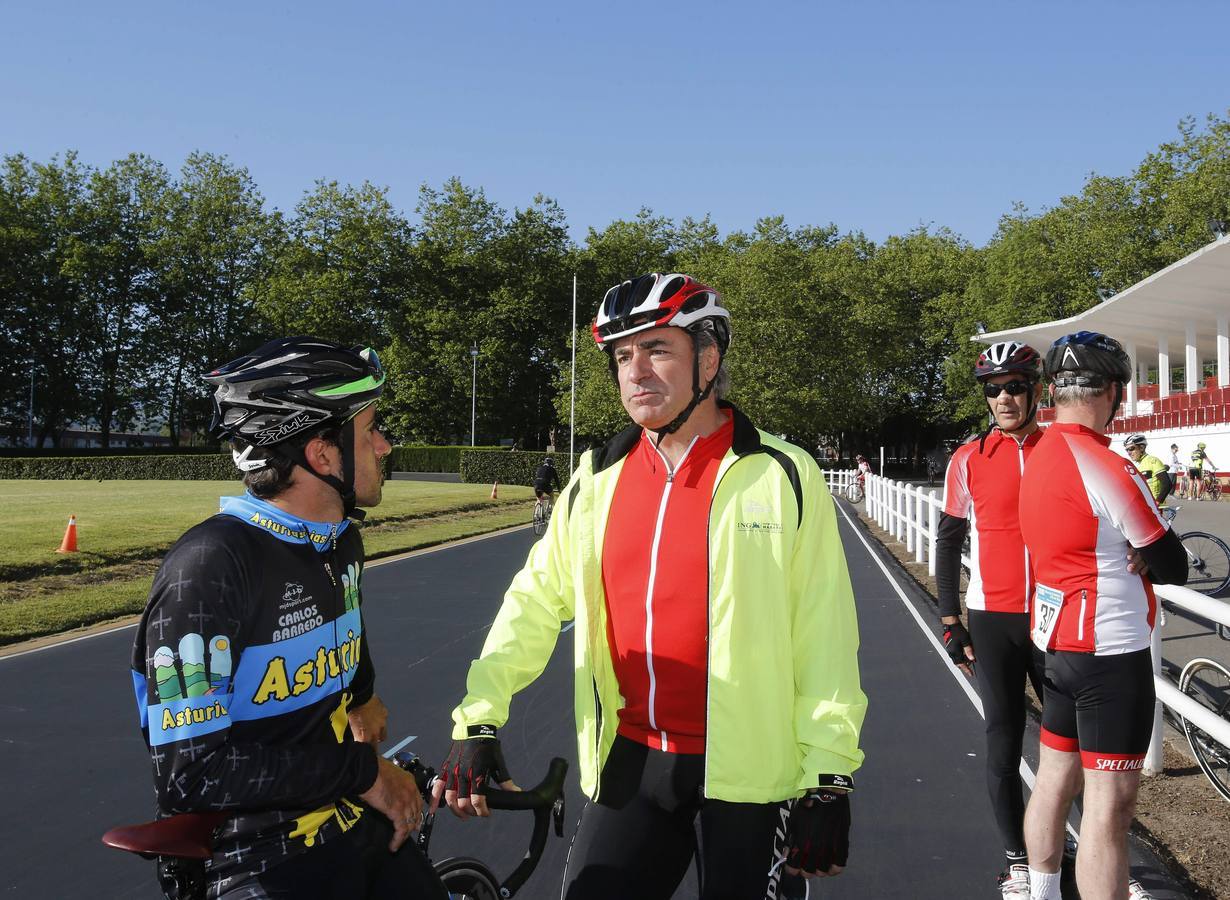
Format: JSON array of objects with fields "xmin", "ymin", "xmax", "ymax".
[
  {"xmin": 1019, "ymin": 331, "xmax": 1187, "ymax": 900},
  {"xmin": 130, "ymin": 337, "xmax": 445, "ymax": 900},
  {"xmin": 1123, "ymin": 434, "xmax": 1171, "ymax": 505},
  {"xmin": 533, "ymin": 455, "xmax": 561, "ymax": 511},
  {"xmin": 436, "ymin": 272, "xmax": 866, "ymax": 899},
  {"xmin": 935, "ymin": 340, "xmax": 1045, "ymax": 898},
  {"xmin": 1189, "ymin": 441, "xmax": 1218, "ymax": 501}
]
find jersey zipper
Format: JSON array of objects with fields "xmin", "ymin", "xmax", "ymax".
[
  {"xmin": 1078, "ymin": 589, "xmax": 1087, "ymax": 643},
  {"xmin": 643, "ymin": 436, "xmax": 698, "ymax": 751},
  {"xmin": 1016, "ymin": 435, "xmax": 1031, "ymax": 614}
]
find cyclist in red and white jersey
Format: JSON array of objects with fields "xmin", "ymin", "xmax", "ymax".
[
  {"xmin": 936, "ymin": 340, "xmax": 1045, "ymax": 897},
  {"xmin": 1018, "ymin": 332, "xmax": 1187, "ymax": 900}
]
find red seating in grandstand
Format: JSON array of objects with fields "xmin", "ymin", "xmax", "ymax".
[{"xmin": 1035, "ymin": 380, "xmax": 1229, "ymax": 430}]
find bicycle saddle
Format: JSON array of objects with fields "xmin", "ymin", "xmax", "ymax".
[{"xmin": 102, "ymin": 811, "xmax": 228, "ymax": 860}]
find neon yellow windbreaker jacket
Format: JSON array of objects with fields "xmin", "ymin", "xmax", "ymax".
[{"xmin": 452, "ymin": 403, "xmax": 866, "ymax": 803}]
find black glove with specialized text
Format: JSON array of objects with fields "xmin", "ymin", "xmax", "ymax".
[
  {"xmin": 942, "ymin": 620, "xmax": 974, "ymax": 668},
  {"xmin": 441, "ymin": 725, "xmax": 511, "ymax": 797},
  {"xmin": 787, "ymin": 776, "xmax": 852, "ymax": 874}
]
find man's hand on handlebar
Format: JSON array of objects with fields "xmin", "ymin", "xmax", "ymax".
[
  {"xmin": 434, "ymin": 726, "xmax": 520, "ymax": 819},
  {"xmin": 359, "ymin": 755, "xmax": 423, "ymax": 852}
]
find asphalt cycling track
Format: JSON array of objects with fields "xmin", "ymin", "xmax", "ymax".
[{"xmin": 0, "ymin": 501, "xmax": 1192, "ymax": 898}]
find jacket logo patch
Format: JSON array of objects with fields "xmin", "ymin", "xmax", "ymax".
[{"xmin": 737, "ymin": 520, "xmax": 782, "ymax": 533}]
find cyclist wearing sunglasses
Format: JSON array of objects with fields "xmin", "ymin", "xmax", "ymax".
[
  {"xmin": 130, "ymin": 338, "xmax": 445, "ymax": 900},
  {"xmin": 1019, "ymin": 331, "xmax": 1186, "ymax": 900},
  {"xmin": 935, "ymin": 340, "xmax": 1046, "ymax": 898},
  {"xmin": 1123, "ymin": 434, "xmax": 1171, "ymax": 505},
  {"xmin": 438, "ymin": 274, "xmax": 865, "ymax": 900}
]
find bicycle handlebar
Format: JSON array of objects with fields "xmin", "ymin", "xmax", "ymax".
[{"xmin": 394, "ymin": 751, "xmax": 569, "ymax": 898}]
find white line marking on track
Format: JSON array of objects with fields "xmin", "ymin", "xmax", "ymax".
[
  {"xmin": 384, "ymin": 734, "xmax": 418, "ymax": 757},
  {"xmin": 833, "ymin": 503, "xmax": 1041, "ymax": 791}
]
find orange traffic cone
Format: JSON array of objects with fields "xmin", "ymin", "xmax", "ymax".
[
  {"xmin": 56, "ymin": 515, "xmax": 79, "ymax": 553},
  {"xmin": 490, "ymin": 481, "xmax": 499, "ymax": 500}
]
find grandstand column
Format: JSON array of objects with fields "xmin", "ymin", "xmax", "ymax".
[
  {"xmin": 1185, "ymin": 322, "xmax": 1199, "ymax": 393},
  {"xmin": 1218, "ymin": 313, "xmax": 1229, "ymax": 387},
  {"xmin": 1125, "ymin": 341, "xmax": 1137, "ymax": 414},
  {"xmin": 1158, "ymin": 337, "xmax": 1171, "ymax": 399}
]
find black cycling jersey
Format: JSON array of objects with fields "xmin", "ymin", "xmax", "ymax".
[
  {"xmin": 534, "ymin": 463, "xmax": 561, "ymax": 493},
  {"xmin": 131, "ymin": 493, "xmax": 380, "ymax": 899}
]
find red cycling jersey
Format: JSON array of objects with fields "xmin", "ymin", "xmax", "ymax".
[
  {"xmin": 942, "ymin": 429, "xmax": 1042, "ymax": 613},
  {"xmin": 601, "ymin": 414, "xmax": 734, "ymax": 754},
  {"xmin": 1018, "ymin": 422, "xmax": 1169, "ymax": 655}
]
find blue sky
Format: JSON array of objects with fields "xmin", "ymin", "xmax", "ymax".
[{"xmin": 5, "ymin": 0, "xmax": 1228, "ymax": 245}]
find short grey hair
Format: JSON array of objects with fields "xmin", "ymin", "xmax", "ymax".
[
  {"xmin": 692, "ymin": 326, "xmax": 730, "ymax": 400},
  {"xmin": 1052, "ymin": 383, "xmax": 1110, "ymax": 407}
]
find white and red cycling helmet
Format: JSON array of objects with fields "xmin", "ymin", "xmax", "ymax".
[
  {"xmin": 592, "ymin": 273, "xmax": 731, "ymax": 353},
  {"xmin": 593, "ymin": 273, "xmax": 732, "ymax": 438}
]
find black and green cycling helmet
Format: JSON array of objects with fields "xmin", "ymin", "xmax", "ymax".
[{"xmin": 205, "ymin": 337, "xmax": 385, "ymax": 514}]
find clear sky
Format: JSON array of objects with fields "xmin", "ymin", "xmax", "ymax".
[{"xmin": 5, "ymin": 0, "xmax": 1228, "ymax": 245}]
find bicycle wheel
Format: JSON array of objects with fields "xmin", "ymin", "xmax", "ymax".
[
  {"xmin": 435, "ymin": 856, "xmax": 502, "ymax": 900},
  {"xmin": 844, "ymin": 482, "xmax": 864, "ymax": 504},
  {"xmin": 1178, "ymin": 658, "xmax": 1230, "ymax": 802},
  {"xmin": 532, "ymin": 503, "xmax": 546, "ymax": 536},
  {"xmin": 1179, "ymin": 531, "xmax": 1230, "ymax": 596}
]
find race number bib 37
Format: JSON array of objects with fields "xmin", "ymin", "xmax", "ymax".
[{"xmin": 1032, "ymin": 583, "xmax": 1063, "ymax": 651}]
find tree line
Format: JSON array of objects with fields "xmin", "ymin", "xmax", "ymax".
[{"xmin": 3, "ymin": 112, "xmax": 1228, "ymax": 457}]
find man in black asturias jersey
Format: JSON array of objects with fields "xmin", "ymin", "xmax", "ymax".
[{"xmin": 131, "ymin": 338, "xmax": 445, "ymax": 900}]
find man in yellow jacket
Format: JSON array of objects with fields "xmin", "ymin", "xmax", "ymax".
[{"xmin": 435, "ymin": 273, "xmax": 866, "ymax": 900}]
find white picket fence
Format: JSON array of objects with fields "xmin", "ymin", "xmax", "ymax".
[{"xmin": 823, "ymin": 469, "xmax": 1230, "ymax": 777}]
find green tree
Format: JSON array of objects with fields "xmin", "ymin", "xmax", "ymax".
[
  {"xmin": 0, "ymin": 153, "xmax": 94, "ymax": 445},
  {"xmin": 151, "ymin": 153, "xmax": 278, "ymax": 444}
]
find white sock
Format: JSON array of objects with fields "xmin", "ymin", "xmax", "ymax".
[{"xmin": 1029, "ymin": 868, "xmax": 1062, "ymax": 900}]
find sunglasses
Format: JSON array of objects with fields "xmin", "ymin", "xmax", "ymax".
[{"xmin": 983, "ymin": 380, "xmax": 1034, "ymax": 398}]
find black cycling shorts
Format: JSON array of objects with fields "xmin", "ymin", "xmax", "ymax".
[
  {"xmin": 1188, "ymin": 467, "xmax": 1203, "ymax": 480},
  {"xmin": 1039, "ymin": 648, "xmax": 1154, "ymax": 772}
]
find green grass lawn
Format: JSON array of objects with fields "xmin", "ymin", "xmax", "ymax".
[{"xmin": 0, "ymin": 479, "xmax": 534, "ymax": 645}]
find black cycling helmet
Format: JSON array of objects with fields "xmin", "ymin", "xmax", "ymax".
[
  {"xmin": 1044, "ymin": 331, "xmax": 1133, "ymax": 385},
  {"xmin": 975, "ymin": 341, "xmax": 1043, "ymax": 443},
  {"xmin": 542, "ymin": 456, "xmax": 555, "ymax": 466},
  {"xmin": 975, "ymin": 341, "xmax": 1042, "ymax": 382},
  {"xmin": 205, "ymin": 336, "xmax": 385, "ymax": 516},
  {"xmin": 594, "ymin": 273, "xmax": 732, "ymax": 441},
  {"xmin": 1044, "ymin": 331, "xmax": 1133, "ymax": 427}
]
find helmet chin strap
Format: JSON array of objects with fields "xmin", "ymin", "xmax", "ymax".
[
  {"xmin": 1106, "ymin": 381, "xmax": 1124, "ymax": 429},
  {"xmin": 652, "ymin": 333, "xmax": 718, "ymax": 447},
  {"xmin": 981, "ymin": 381, "xmax": 1039, "ymax": 453},
  {"xmin": 271, "ymin": 420, "xmax": 365, "ymax": 521}
]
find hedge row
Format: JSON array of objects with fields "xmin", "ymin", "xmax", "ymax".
[
  {"xmin": 385, "ymin": 444, "xmax": 501, "ymax": 474},
  {"xmin": 0, "ymin": 446, "xmax": 219, "ymax": 457},
  {"xmin": 459, "ymin": 449, "xmax": 574, "ymax": 486},
  {"xmin": 0, "ymin": 454, "xmax": 240, "ymax": 480}
]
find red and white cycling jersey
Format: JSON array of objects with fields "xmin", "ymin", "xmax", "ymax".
[
  {"xmin": 1019, "ymin": 422, "xmax": 1169, "ymax": 655},
  {"xmin": 942, "ymin": 429, "xmax": 1042, "ymax": 613}
]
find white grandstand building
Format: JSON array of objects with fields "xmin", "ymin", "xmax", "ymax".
[{"xmin": 977, "ymin": 235, "xmax": 1230, "ymax": 484}]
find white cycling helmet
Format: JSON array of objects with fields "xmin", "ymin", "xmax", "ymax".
[{"xmin": 592, "ymin": 273, "xmax": 731, "ymax": 353}]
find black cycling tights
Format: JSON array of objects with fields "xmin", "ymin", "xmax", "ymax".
[
  {"xmin": 968, "ymin": 610, "xmax": 1044, "ymax": 858},
  {"xmin": 218, "ymin": 813, "xmax": 447, "ymax": 900},
  {"xmin": 562, "ymin": 735, "xmax": 791, "ymax": 900}
]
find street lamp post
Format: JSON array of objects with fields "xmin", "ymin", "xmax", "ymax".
[{"xmin": 470, "ymin": 343, "xmax": 479, "ymax": 447}]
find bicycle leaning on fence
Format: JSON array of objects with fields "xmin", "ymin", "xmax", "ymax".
[
  {"xmin": 1176, "ymin": 656, "xmax": 1230, "ymax": 803},
  {"xmin": 101, "ymin": 753, "xmax": 569, "ymax": 900},
  {"xmin": 1159, "ymin": 506, "xmax": 1230, "ymax": 599}
]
